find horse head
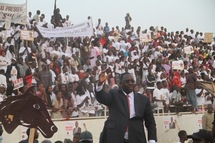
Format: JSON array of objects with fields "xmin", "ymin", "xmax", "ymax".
[{"xmin": 0, "ymin": 86, "xmax": 58, "ymax": 138}]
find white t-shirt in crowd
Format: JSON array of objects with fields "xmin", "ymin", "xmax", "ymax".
[{"xmin": 153, "ymin": 88, "xmax": 165, "ymax": 108}]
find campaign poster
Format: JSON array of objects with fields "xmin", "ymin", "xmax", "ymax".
[
  {"xmin": 163, "ymin": 116, "xmax": 176, "ymax": 130},
  {"xmin": 65, "ymin": 121, "xmax": 75, "ymax": 137}
]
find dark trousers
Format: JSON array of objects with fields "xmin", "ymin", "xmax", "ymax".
[{"xmin": 124, "ymin": 139, "xmax": 129, "ymax": 143}]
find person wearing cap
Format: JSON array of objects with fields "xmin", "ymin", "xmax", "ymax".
[
  {"xmin": 79, "ymin": 131, "xmax": 93, "ymax": 143},
  {"xmin": 188, "ymin": 129, "xmax": 213, "ymax": 143}
]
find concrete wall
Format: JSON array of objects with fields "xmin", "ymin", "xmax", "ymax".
[{"xmin": 1, "ymin": 114, "xmax": 204, "ymax": 143}]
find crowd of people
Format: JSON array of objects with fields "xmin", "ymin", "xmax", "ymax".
[{"xmin": 0, "ymin": 7, "xmax": 215, "ymax": 120}]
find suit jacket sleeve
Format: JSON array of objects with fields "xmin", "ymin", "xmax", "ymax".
[
  {"xmin": 143, "ymin": 96, "xmax": 157, "ymax": 141},
  {"xmin": 95, "ymin": 86, "xmax": 112, "ymax": 106}
]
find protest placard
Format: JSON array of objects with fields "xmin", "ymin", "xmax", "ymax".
[
  {"xmin": 20, "ymin": 30, "xmax": 34, "ymax": 41},
  {"xmin": 204, "ymin": 33, "xmax": 213, "ymax": 43},
  {"xmin": 12, "ymin": 78, "xmax": 24, "ymax": 90},
  {"xmin": 172, "ymin": 60, "xmax": 184, "ymax": 70},
  {"xmin": 140, "ymin": 33, "xmax": 152, "ymax": 43},
  {"xmin": 184, "ymin": 46, "xmax": 194, "ymax": 54}
]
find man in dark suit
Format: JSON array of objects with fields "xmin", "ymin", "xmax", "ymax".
[
  {"xmin": 169, "ymin": 117, "xmax": 176, "ymax": 129},
  {"xmin": 73, "ymin": 121, "xmax": 81, "ymax": 135},
  {"xmin": 95, "ymin": 72, "xmax": 157, "ymax": 143}
]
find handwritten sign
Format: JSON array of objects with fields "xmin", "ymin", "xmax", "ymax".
[
  {"xmin": 20, "ymin": 30, "xmax": 34, "ymax": 41},
  {"xmin": 184, "ymin": 46, "xmax": 194, "ymax": 54},
  {"xmin": 12, "ymin": 78, "xmax": 23, "ymax": 90},
  {"xmin": 172, "ymin": 60, "xmax": 184, "ymax": 70},
  {"xmin": 140, "ymin": 33, "xmax": 152, "ymax": 43}
]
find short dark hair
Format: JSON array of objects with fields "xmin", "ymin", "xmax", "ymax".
[
  {"xmin": 55, "ymin": 141, "xmax": 63, "ymax": 143},
  {"xmin": 178, "ymin": 130, "xmax": 187, "ymax": 138},
  {"xmin": 120, "ymin": 72, "xmax": 130, "ymax": 82},
  {"xmin": 41, "ymin": 140, "xmax": 52, "ymax": 143},
  {"xmin": 36, "ymin": 10, "xmax": 40, "ymax": 14},
  {"xmin": 156, "ymin": 81, "xmax": 162, "ymax": 86},
  {"xmin": 80, "ymin": 141, "xmax": 92, "ymax": 143},
  {"xmin": 80, "ymin": 131, "xmax": 93, "ymax": 143},
  {"xmin": 0, "ymin": 69, "xmax": 4, "ymax": 74}
]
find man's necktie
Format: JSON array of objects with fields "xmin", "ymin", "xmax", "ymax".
[
  {"xmin": 125, "ymin": 94, "xmax": 130, "ymax": 135},
  {"xmin": 126, "ymin": 94, "xmax": 130, "ymax": 117}
]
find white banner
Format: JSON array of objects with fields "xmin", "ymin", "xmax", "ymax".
[
  {"xmin": 37, "ymin": 20, "xmax": 94, "ymax": 38},
  {"xmin": 0, "ymin": 2, "xmax": 27, "ymax": 24}
]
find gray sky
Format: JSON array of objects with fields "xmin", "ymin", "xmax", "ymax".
[{"xmin": 2, "ymin": 0, "xmax": 215, "ymax": 33}]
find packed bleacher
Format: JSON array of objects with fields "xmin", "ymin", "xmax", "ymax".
[{"xmin": 0, "ymin": 8, "xmax": 215, "ymax": 119}]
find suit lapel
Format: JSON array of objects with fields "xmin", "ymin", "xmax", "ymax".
[
  {"xmin": 134, "ymin": 93, "xmax": 140, "ymax": 117},
  {"xmin": 119, "ymin": 90, "xmax": 129, "ymax": 116}
]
